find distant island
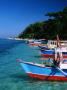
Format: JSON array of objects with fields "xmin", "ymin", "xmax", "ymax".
[{"xmin": 18, "ymin": 7, "xmax": 67, "ymax": 40}]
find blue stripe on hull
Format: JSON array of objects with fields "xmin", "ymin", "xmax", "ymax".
[
  {"xmin": 20, "ymin": 62, "xmax": 67, "ymax": 77},
  {"xmin": 41, "ymin": 50, "xmax": 67, "ymax": 55},
  {"xmin": 41, "ymin": 50, "xmax": 54, "ymax": 54}
]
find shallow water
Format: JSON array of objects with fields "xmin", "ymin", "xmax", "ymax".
[{"xmin": 0, "ymin": 39, "xmax": 67, "ymax": 90}]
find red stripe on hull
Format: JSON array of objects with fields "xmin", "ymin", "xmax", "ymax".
[
  {"xmin": 41, "ymin": 54, "xmax": 67, "ymax": 59},
  {"xmin": 41, "ymin": 54, "xmax": 54, "ymax": 58},
  {"xmin": 27, "ymin": 73, "xmax": 67, "ymax": 81},
  {"xmin": 29, "ymin": 43, "xmax": 41, "ymax": 46},
  {"xmin": 63, "ymin": 56, "xmax": 67, "ymax": 59}
]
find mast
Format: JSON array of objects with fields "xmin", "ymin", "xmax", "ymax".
[
  {"xmin": 54, "ymin": 35, "xmax": 63, "ymax": 66},
  {"xmin": 56, "ymin": 35, "xmax": 61, "ymax": 47}
]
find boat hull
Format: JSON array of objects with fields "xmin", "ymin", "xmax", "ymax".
[
  {"xmin": 27, "ymin": 72, "xmax": 67, "ymax": 81},
  {"xmin": 38, "ymin": 45, "xmax": 49, "ymax": 50},
  {"xmin": 19, "ymin": 60, "xmax": 67, "ymax": 81},
  {"xmin": 41, "ymin": 50, "xmax": 67, "ymax": 59},
  {"xmin": 29, "ymin": 43, "xmax": 41, "ymax": 46},
  {"xmin": 41, "ymin": 54, "xmax": 67, "ymax": 59}
]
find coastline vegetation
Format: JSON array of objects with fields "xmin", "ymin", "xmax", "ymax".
[{"xmin": 18, "ymin": 7, "xmax": 67, "ymax": 40}]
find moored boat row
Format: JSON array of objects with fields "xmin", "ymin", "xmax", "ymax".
[{"xmin": 17, "ymin": 36, "xmax": 67, "ymax": 81}]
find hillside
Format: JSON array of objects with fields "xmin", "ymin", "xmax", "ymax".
[{"xmin": 18, "ymin": 7, "xmax": 67, "ymax": 40}]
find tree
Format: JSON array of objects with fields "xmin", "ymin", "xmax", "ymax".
[{"xmin": 18, "ymin": 7, "xmax": 67, "ymax": 40}]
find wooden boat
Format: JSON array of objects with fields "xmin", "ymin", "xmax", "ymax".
[
  {"xmin": 17, "ymin": 44, "xmax": 67, "ymax": 81},
  {"xmin": 38, "ymin": 45, "xmax": 50, "ymax": 50},
  {"xmin": 29, "ymin": 40, "xmax": 42, "ymax": 46},
  {"xmin": 40, "ymin": 35, "xmax": 67, "ymax": 59},
  {"xmin": 47, "ymin": 40, "xmax": 67, "ymax": 49},
  {"xmin": 29, "ymin": 39, "xmax": 47, "ymax": 46},
  {"xmin": 17, "ymin": 58, "xmax": 67, "ymax": 81},
  {"xmin": 40, "ymin": 47, "xmax": 67, "ymax": 59},
  {"xmin": 17, "ymin": 35, "xmax": 67, "ymax": 81},
  {"xmin": 40, "ymin": 49, "xmax": 54, "ymax": 58}
]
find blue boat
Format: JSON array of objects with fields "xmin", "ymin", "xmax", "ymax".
[
  {"xmin": 38, "ymin": 45, "xmax": 50, "ymax": 50},
  {"xmin": 40, "ymin": 48, "xmax": 67, "ymax": 59},
  {"xmin": 17, "ymin": 35, "xmax": 67, "ymax": 81},
  {"xmin": 18, "ymin": 59, "xmax": 67, "ymax": 81}
]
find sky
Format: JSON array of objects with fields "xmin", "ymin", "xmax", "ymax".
[{"xmin": 0, "ymin": 0, "xmax": 67, "ymax": 38}]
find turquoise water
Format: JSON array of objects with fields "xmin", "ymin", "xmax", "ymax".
[{"xmin": 0, "ymin": 39, "xmax": 67, "ymax": 90}]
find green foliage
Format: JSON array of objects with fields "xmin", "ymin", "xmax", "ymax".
[{"xmin": 18, "ymin": 7, "xmax": 67, "ymax": 40}]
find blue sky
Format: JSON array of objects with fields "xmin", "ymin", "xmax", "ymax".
[{"xmin": 0, "ymin": 0, "xmax": 67, "ymax": 38}]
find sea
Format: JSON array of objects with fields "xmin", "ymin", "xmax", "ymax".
[{"xmin": 0, "ymin": 38, "xmax": 67, "ymax": 90}]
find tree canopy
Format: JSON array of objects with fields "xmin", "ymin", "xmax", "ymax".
[{"xmin": 18, "ymin": 7, "xmax": 67, "ymax": 40}]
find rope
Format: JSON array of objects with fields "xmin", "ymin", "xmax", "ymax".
[{"xmin": 56, "ymin": 67, "xmax": 67, "ymax": 76}]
